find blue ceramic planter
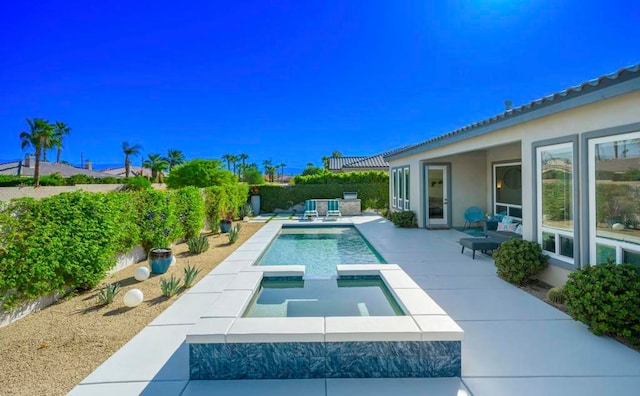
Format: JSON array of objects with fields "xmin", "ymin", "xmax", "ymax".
[
  {"xmin": 149, "ymin": 248, "xmax": 173, "ymax": 274},
  {"xmin": 220, "ymin": 221, "xmax": 232, "ymax": 233}
]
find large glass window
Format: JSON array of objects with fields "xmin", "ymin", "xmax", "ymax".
[
  {"xmin": 493, "ymin": 163, "xmax": 522, "ymax": 219},
  {"xmin": 392, "ymin": 166, "xmax": 410, "ymax": 210},
  {"xmin": 537, "ymin": 143, "xmax": 575, "ymax": 263},
  {"xmin": 589, "ymin": 131, "xmax": 640, "ymax": 266}
]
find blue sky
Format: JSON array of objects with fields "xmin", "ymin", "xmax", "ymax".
[{"xmin": 1, "ymin": 1, "xmax": 638, "ymax": 174}]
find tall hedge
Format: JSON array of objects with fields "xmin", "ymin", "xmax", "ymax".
[
  {"xmin": 203, "ymin": 183, "xmax": 249, "ymax": 230},
  {"xmin": 174, "ymin": 186, "xmax": 205, "ymax": 239},
  {"xmin": 0, "ymin": 184, "xmax": 244, "ymax": 311},
  {"xmin": 258, "ymin": 183, "xmax": 388, "ymax": 212},
  {"xmin": 0, "ymin": 192, "xmax": 139, "ymax": 309},
  {"xmin": 293, "ymin": 170, "xmax": 388, "ymax": 185}
]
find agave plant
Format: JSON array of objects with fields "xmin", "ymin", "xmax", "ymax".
[
  {"xmin": 187, "ymin": 235, "xmax": 209, "ymax": 254},
  {"xmin": 96, "ymin": 283, "xmax": 121, "ymax": 305},
  {"xmin": 239, "ymin": 202, "xmax": 253, "ymax": 218},
  {"xmin": 160, "ymin": 275, "xmax": 182, "ymax": 298},
  {"xmin": 228, "ymin": 225, "xmax": 240, "ymax": 244},
  {"xmin": 183, "ymin": 263, "xmax": 201, "ymax": 288}
]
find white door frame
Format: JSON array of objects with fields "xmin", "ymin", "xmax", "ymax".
[{"xmin": 424, "ymin": 164, "xmax": 450, "ymax": 227}]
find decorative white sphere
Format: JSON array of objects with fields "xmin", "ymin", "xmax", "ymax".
[
  {"xmin": 612, "ymin": 223, "xmax": 625, "ymax": 231},
  {"xmin": 123, "ymin": 289, "xmax": 144, "ymax": 307},
  {"xmin": 134, "ymin": 266, "xmax": 150, "ymax": 281},
  {"xmin": 170, "ymin": 256, "xmax": 177, "ymax": 266}
]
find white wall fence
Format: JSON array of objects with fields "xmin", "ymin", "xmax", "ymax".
[{"xmin": 0, "ymin": 184, "xmax": 165, "ymax": 202}]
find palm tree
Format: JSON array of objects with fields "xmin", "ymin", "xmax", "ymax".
[
  {"xmin": 20, "ymin": 118, "xmax": 52, "ymax": 187},
  {"xmin": 166, "ymin": 149, "xmax": 185, "ymax": 171},
  {"xmin": 143, "ymin": 153, "xmax": 169, "ymax": 182},
  {"xmin": 266, "ymin": 165, "xmax": 277, "ymax": 183},
  {"xmin": 52, "ymin": 121, "xmax": 71, "ymax": 163},
  {"xmin": 331, "ymin": 151, "xmax": 342, "ymax": 158},
  {"xmin": 239, "ymin": 153, "xmax": 249, "ymax": 177},
  {"xmin": 122, "ymin": 142, "xmax": 143, "ymax": 178},
  {"xmin": 229, "ymin": 155, "xmax": 239, "ymax": 176},
  {"xmin": 222, "ymin": 154, "xmax": 234, "ymax": 171},
  {"xmin": 263, "ymin": 159, "xmax": 272, "ymax": 177},
  {"xmin": 279, "ymin": 163, "xmax": 286, "ymax": 182},
  {"xmin": 321, "ymin": 156, "xmax": 329, "ymax": 169}
]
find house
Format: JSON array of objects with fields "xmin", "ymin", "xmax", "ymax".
[
  {"xmin": 385, "ymin": 64, "xmax": 640, "ymax": 287},
  {"xmin": 102, "ymin": 166, "xmax": 151, "ymax": 178},
  {"xmin": 328, "ymin": 154, "xmax": 389, "ymax": 173},
  {"xmin": 0, "ymin": 155, "xmax": 119, "ymax": 179}
]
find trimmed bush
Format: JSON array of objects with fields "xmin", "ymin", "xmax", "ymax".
[
  {"xmin": 390, "ymin": 210, "xmax": 417, "ymax": 228},
  {"xmin": 135, "ymin": 190, "xmax": 181, "ymax": 251},
  {"xmin": 492, "ymin": 239, "xmax": 548, "ymax": 285},
  {"xmin": 564, "ymin": 262, "xmax": 640, "ymax": 345},
  {"xmin": 121, "ymin": 176, "xmax": 152, "ymax": 191}
]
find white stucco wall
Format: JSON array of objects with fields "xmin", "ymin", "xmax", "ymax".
[{"xmin": 388, "ymin": 88, "xmax": 640, "ymax": 282}]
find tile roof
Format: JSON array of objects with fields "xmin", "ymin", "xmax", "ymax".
[
  {"xmin": 328, "ymin": 155, "xmax": 389, "ymax": 171},
  {"xmin": 385, "ymin": 63, "xmax": 640, "ymax": 159},
  {"xmin": 0, "ymin": 160, "xmax": 118, "ymax": 178}
]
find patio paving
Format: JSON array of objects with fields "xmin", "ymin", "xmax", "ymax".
[{"xmin": 69, "ymin": 215, "xmax": 640, "ymax": 396}]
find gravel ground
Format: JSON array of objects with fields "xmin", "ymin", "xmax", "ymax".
[{"xmin": 0, "ymin": 221, "xmax": 264, "ymax": 396}]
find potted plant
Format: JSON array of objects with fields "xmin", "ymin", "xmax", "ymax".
[
  {"xmin": 220, "ymin": 210, "xmax": 233, "ymax": 233},
  {"xmin": 149, "ymin": 244, "xmax": 174, "ymax": 274},
  {"xmin": 249, "ymin": 185, "xmax": 260, "ymax": 215}
]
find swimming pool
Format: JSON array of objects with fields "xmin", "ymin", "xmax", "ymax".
[
  {"xmin": 256, "ymin": 226, "xmax": 385, "ymax": 276},
  {"xmin": 244, "ymin": 276, "xmax": 404, "ymax": 318}
]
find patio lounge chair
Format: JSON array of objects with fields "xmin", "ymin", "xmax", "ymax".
[
  {"xmin": 326, "ymin": 199, "xmax": 342, "ymax": 219},
  {"xmin": 463, "ymin": 206, "xmax": 484, "ymax": 229},
  {"xmin": 303, "ymin": 199, "xmax": 318, "ymax": 219}
]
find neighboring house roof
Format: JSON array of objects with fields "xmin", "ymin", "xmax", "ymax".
[
  {"xmin": 0, "ymin": 160, "xmax": 118, "ymax": 178},
  {"xmin": 385, "ymin": 63, "xmax": 640, "ymax": 160},
  {"xmin": 329, "ymin": 154, "xmax": 389, "ymax": 171},
  {"xmin": 102, "ymin": 166, "xmax": 151, "ymax": 177}
]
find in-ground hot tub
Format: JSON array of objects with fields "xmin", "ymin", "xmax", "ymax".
[{"xmin": 187, "ymin": 265, "xmax": 463, "ymax": 380}]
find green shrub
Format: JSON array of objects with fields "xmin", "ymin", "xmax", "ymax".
[
  {"xmin": 187, "ymin": 235, "xmax": 210, "ymax": 254},
  {"xmin": 39, "ymin": 172, "xmax": 66, "ymax": 186},
  {"xmin": 546, "ymin": 286, "xmax": 566, "ymax": 304},
  {"xmin": 96, "ymin": 283, "xmax": 121, "ymax": 305},
  {"xmin": 160, "ymin": 275, "xmax": 182, "ymax": 298},
  {"xmin": 174, "ymin": 187, "xmax": 205, "ymax": 239},
  {"xmin": 564, "ymin": 262, "xmax": 640, "ymax": 344},
  {"xmin": 122, "ymin": 176, "xmax": 151, "ymax": 191},
  {"xmin": 183, "ymin": 264, "xmax": 201, "ymax": 288},
  {"xmin": 165, "ymin": 159, "xmax": 235, "ymax": 188},
  {"xmin": 492, "ymin": 239, "xmax": 548, "ymax": 285},
  {"xmin": 241, "ymin": 166, "xmax": 265, "ymax": 184},
  {"xmin": 390, "ymin": 210, "xmax": 417, "ymax": 228},
  {"xmin": 0, "ymin": 191, "xmax": 139, "ymax": 310},
  {"xmin": 66, "ymin": 174, "xmax": 94, "ymax": 185}
]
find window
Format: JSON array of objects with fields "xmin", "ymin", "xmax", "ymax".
[
  {"xmin": 392, "ymin": 166, "xmax": 410, "ymax": 210},
  {"xmin": 589, "ymin": 131, "xmax": 640, "ymax": 266},
  {"xmin": 537, "ymin": 143, "xmax": 575, "ymax": 263},
  {"xmin": 493, "ymin": 162, "xmax": 522, "ymax": 219}
]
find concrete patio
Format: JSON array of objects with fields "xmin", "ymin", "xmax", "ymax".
[{"xmin": 69, "ymin": 215, "xmax": 640, "ymax": 396}]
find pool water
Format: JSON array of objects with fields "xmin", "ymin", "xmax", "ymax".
[
  {"xmin": 244, "ymin": 277, "xmax": 405, "ymax": 317},
  {"xmin": 256, "ymin": 226, "xmax": 385, "ymax": 277}
]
